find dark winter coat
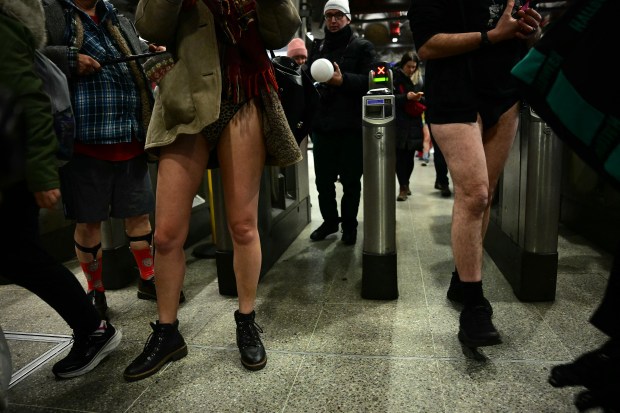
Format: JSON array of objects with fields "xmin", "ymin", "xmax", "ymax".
[
  {"xmin": 0, "ymin": 0, "xmax": 59, "ymax": 193},
  {"xmin": 307, "ymin": 25, "xmax": 377, "ymax": 134}
]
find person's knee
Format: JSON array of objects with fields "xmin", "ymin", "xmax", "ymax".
[
  {"xmin": 228, "ymin": 219, "xmax": 257, "ymax": 246},
  {"xmin": 75, "ymin": 222, "xmax": 101, "ymax": 240},
  {"xmin": 152, "ymin": 226, "xmax": 185, "ymax": 255},
  {"xmin": 460, "ymin": 184, "xmax": 490, "ymax": 214},
  {"xmin": 124, "ymin": 214, "xmax": 152, "ymax": 235}
]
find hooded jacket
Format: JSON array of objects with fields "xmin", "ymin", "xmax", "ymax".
[{"xmin": 0, "ymin": 0, "xmax": 59, "ymax": 193}]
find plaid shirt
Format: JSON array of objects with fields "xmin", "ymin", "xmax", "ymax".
[{"xmin": 68, "ymin": 2, "xmax": 145, "ymax": 145}]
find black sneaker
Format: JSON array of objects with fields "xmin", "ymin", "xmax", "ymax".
[
  {"xmin": 549, "ymin": 339, "xmax": 620, "ymax": 389},
  {"xmin": 234, "ymin": 310, "xmax": 267, "ymax": 371},
  {"xmin": 52, "ymin": 321, "xmax": 121, "ymax": 379},
  {"xmin": 123, "ymin": 320, "xmax": 188, "ymax": 382},
  {"xmin": 137, "ymin": 278, "xmax": 186, "ymax": 303},
  {"xmin": 310, "ymin": 221, "xmax": 339, "ymax": 241},
  {"xmin": 341, "ymin": 229, "xmax": 357, "ymax": 245},
  {"xmin": 87, "ymin": 290, "xmax": 108, "ymax": 321},
  {"xmin": 458, "ymin": 304, "xmax": 502, "ymax": 347},
  {"xmin": 574, "ymin": 383, "xmax": 620, "ymax": 412}
]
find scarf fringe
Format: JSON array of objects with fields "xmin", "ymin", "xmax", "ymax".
[{"xmin": 228, "ymin": 66, "xmax": 278, "ymax": 104}]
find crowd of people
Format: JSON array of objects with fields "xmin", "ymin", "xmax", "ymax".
[{"xmin": 1, "ymin": 0, "xmax": 617, "ymax": 410}]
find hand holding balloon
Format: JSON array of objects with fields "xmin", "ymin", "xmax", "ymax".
[{"xmin": 310, "ymin": 58, "xmax": 334, "ymax": 83}]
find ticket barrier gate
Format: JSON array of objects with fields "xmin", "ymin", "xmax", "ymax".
[
  {"xmin": 484, "ymin": 106, "xmax": 563, "ymax": 301},
  {"xmin": 361, "ymin": 62, "xmax": 398, "ymax": 300}
]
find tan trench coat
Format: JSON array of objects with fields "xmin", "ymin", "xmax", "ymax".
[{"xmin": 135, "ymin": 0, "xmax": 303, "ymax": 167}]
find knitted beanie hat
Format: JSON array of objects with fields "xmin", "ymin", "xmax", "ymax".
[
  {"xmin": 286, "ymin": 38, "xmax": 307, "ymax": 58},
  {"xmin": 324, "ymin": 0, "xmax": 350, "ymax": 16}
]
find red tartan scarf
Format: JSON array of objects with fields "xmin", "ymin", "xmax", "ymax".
[{"xmin": 199, "ymin": 0, "xmax": 278, "ymax": 102}]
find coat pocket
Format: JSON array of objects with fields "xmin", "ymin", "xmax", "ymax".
[{"xmin": 159, "ymin": 60, "xmax": 196, "ymax": 129}]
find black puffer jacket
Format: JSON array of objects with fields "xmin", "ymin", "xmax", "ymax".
[{"xmin": 307, "ymin": 25, "xmax": 377, "ymax": 133}]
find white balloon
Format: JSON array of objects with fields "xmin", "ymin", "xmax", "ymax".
[{"xmin": 310, "ymin": 58, "xmax": 334, "ymax": 83}]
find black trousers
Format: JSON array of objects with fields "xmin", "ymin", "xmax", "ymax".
[
  {"xmin": 311, "ymin": 130, "xmax": 363, "ymax": 230},
  {"xmin": 395, "ymin": 147, "xmax": 416, "ymax": 188},
  {"xmin": 590, "ymin": 240, "xmax": 620, "ymax": 339},
  {"xmin": 431, "ymin": 132, "xmax": 449, "ymax": 186},
  {"xmin": 0, "ymin": 182, "xmax": 100, "ymax": 336}
]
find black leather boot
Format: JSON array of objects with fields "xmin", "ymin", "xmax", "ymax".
[
  {"xmin": 123, "ymin": 320, "xmax": 187, "ymax": 382},
  {"xmin": 235, "ymin": 310, "xmax": 267, "ymax": 371}
]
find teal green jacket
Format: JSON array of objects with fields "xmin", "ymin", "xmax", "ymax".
[{"xmin": 0, "ymin": 5, "xmax": 59, "ymax": 193}]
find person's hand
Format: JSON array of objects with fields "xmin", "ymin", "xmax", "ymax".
[
  {"xmin": 34, "ymin": 188, "xmax": 60, "ymax": 210},
  {"xmin": 515, "ymin": 6, "xmax": 542, "ymax": 40},
  {"xmin": 148, "ymin": 43, "xmax": 166, "ymax": 53},
  {"xmin": 489, "ymin": 0, "xmax": 541, "ymax": 43},
  {"xmin": 326, "ymin": 62, "xmax": 343, "ymax": 86},
  {"xmin": 407, "ymin": 91, "xmax": 424, "ymax": 101},
  {"xmin": 77, "ymin": 53, "xmax": 101, "ymax": 76}
]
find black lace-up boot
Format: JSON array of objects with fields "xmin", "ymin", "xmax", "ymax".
[
  {"xmin": 234, "ymin": 310, "xmax": 267, "ymax": 371},
  {"xmin": 123, "ymin": 320, "xmax": 187, "ymax": 382}
]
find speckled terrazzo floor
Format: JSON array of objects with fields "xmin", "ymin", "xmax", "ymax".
[{"xmin": 0, "ymin": 147, "xmax": 612, "ymax": 413}]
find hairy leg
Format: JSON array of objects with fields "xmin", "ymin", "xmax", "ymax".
[
  {"xmin": 431, "ymin": 122, "xmax": 488, "ymax": 282},
  {"xmin": 155, "ymin": 134, "xmax": 209, "ymax": 323},
  {"xmin": 431, "ymin": 103, "xmax": 520, "ymax": 282},
  {"xmin": 217, "ymin": 99, "xmax": 266, "ymax": 314}
]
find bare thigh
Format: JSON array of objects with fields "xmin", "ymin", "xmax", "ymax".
[
  {"xmin": 217, "ymin": 99, "xmax": 266, "ymax": 226},
  {"xmin": 482, "ymin": 102, "xmax": 520, "ymax": 192},
  {"xmin": 431, "ymin": 122, "xmax": 489, "ymax": 193},
  {"xmin": 155, "ymin": 134, "xmax": 210, "ymax": 246}
]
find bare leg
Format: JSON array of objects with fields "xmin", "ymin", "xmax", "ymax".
[
  {"xmin": 431, "ymin": 122, "xmax": 488, "ymax": 282},
  {"xmin": 431, "ymin": 102, "xmax": 520, "ymax": 282},
  {"xmin": 217, "ymin": 99, "xmax": 266, "ymax": 314},
  {"xmin": 481, "ymin": 103, "xmax": 520, "ymax": 238},
  {"xmin": 154, "ymin": 134, "xmax": 210, "ymax": 324}
]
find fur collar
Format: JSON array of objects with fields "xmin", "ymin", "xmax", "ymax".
[{"xmin": 0, "ymin": 0, "xmax": 47, "ymax": 48}]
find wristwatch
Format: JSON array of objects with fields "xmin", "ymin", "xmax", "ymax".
[{"xmin": 480, "ymin": 31, "xmax": 492, "ymax": 48}]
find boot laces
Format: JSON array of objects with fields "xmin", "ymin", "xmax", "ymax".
[
  {"xmin": 142, "ymin": 322, "xmax": 165, "ymax": 355},
  {"xmin": 237, "ymin": 320, "xmax": 264, "ymax": 348}
]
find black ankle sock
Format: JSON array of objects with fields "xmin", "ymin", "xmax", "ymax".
[
  {"xmin": 462, "ymin": 281, "xmax": 485, "ymax": 307},
  {"xmin": 452, "ymin": 269, "xmax": 460, "ymax": 282}
]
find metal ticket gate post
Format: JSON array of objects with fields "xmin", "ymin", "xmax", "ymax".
[
  {"xmin": 361, "ymin": 62, "xmax": 398, "ymax": 300},
  {"xmin": 485, "ymin": 105, "xmax": 563, "ymax": 301},
  {"xmin": 100, "ymin": 218, "xmax": 135, "ymax": 289}
]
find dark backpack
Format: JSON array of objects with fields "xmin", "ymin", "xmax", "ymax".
[
  {"xmin": 271, "ymin": 55, "xmax": 320, "ymax": 144},
  {"xmin": 33, "ymin": 50, "xmax": 75, "ymax": 165}
]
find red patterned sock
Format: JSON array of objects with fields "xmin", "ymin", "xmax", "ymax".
[
  {"xmin": 80, "ymin": 259, "xmax": 104, "ymax": 292},
  {"xmin": 131, "ymin": 246, "xmax": 155, "ymax": 280}
]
